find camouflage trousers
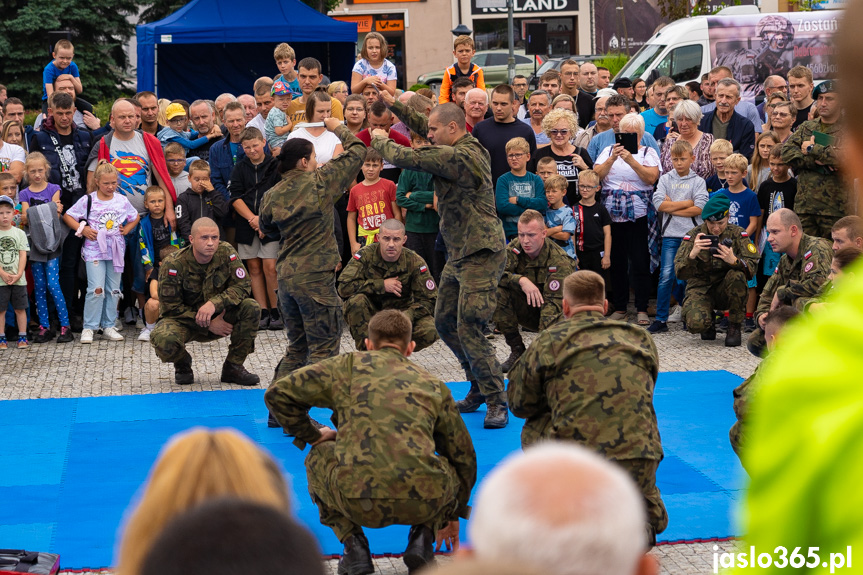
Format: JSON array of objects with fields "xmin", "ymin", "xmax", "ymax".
[
  {"xmin": 150, "ymin": 298, "xmax": 260, "ymax": 365},
  {"xmin": 274, "ymin": 271, "xmax": 342, "ymax": 381},
  {"xmin": 798, "ymin": 213, "xmax": 841, "ymax": 240},
  {"xmin": 682, "ymin": 270, "xmax": 748, "ymax": 332},
  {"xmin": 435, "ymin": 249, "xmax": 507, "ymax": 401},
  {"xmin": 615, "ymin": 458, "xmax": 669, "ymax": 545},
  {"xmin": 729, "ymin": 421, "xmax": 745, "ymax": 462},
  {"xmin": 747, "ymin": 327, "xmax": 767, "ymax": 358},
  {"xmin": 492, "ymin": 284, "xmax": 540, "ymax": 348},
  {"xmin": 305, "ymin": 442, "xmax": 459, "ymax": 542},
  {"xmin": 343, "ymin": 294, "xmax": 438, "ymax": 352}
]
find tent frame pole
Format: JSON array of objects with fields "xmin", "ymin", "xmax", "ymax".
[{"xmin": 154, "ymin": 44, "xmax": 159, "ymax": 96}]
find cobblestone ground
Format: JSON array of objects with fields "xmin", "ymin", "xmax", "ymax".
[{"xmin": 2, "ymin": 314, "xmax": 757, "ymax": 575}]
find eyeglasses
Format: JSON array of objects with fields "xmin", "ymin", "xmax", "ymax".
[
  {"xmin": 579, "ymin": 185, "xmax": 600, "ymax": 191},
  {"xmin": 166, "ymin": 159, "xmax": 186, "ymax": 164},
  {"xmin": 549, "ymin": 129, "xmax": 570, "ymax": 136},
  {"xmin": 772, "ymin": 112, "xmax": 791, "ymax": 118},
  {"xmin": 507, "ymin": 153, "xmax": 526, "ymax": 159}
]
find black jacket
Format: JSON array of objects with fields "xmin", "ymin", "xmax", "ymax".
[
  {"xmin": 175, "ymin": 188, "xmax": 229, "ymax": 240},
  {"xmin": 699, "ymin": 109, "xmax": 755, "ymax": 159},
  {"xmin": 228, "ymin": 154, "xmax": 281, "ymax": 246}
]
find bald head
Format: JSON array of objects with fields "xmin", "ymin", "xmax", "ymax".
[
  {"xmin": 380, "ymin": 218, "xmax": 405, "ymax": 233},
  {"xmin": 191, "ymin": 217, "xmax": 219, "ymax": 236},
  {"xmin": 470, "ymin": 444, "xmax": 649, "ymax": 575},
  {"xmin": 398, "ymin": 91, "xmax": 415, "ymax": 104},
  {"xmin": 111, "ymin": 99, "xmax": 138, "ymax": 136},
  {"xmin": 767, "ymin": 208, "xmax": 801, "ymax": 230}
]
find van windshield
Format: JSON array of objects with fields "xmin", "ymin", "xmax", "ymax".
[{"xmin": 617, "ymin": 44, "xmax": 666, "ymax": 80}]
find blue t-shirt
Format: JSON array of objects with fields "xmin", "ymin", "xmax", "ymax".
[
  {"xmin": 640, "ymin": 108, "xmax": 668, "ymax": 137},
  {"xmin": 42, "ymin": 61, "xmax": 80, "ymax": 101},
  {"xmin": 717, "ymin": 187, "xmax": 761, "ymax": 232},
  {"xmin": 229, "ymin": 142, "xmax": 240, "ymax": 165},
  {"xmin": 545, "ymin": 206, "xmax": 577, "ymax": 259}
]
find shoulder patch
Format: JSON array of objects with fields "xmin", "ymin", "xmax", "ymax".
[
  {"xmin": 426, "ymin": 278, "xmax": 436, "ymax": 290},
  {"xmin": 168, "ymin": 269, "xmax": 177, "ymax": 276},
  {"xmin": 353, "ymin": 252, "xmax": 362, "ymax": 260},
  {"xmin": 512, "ymin": 247, "xmax": 521, "ymax": 255},
  {"xmin": 747, "ymin": 243, "xmax": 757, "ymax": 254},
  {"xmin": 741, "ymin": 231, "xmax": 749, "ymax": 237},
  {"xmin": 548, "ymin": 266, "xmax": 558, "ymax": 273},
  {"xmin": 229, "ymin": 253, "xmax": 237, "ymax": 261},
  {"xmin": 804, "ymin": 250, "xmax": 812, "ymax": 260},
  {"xmin": 774, "ymin": 266, "xmax": 780, "ymax": 274},
  {"xmin": 683, "ymin": 235, "xmax": 691, "ymax": 241},
  {"xmin": 804, "ymin": 261, "xmax": 814, "ymax": 273},
  {"xmin": 548, "ymin": 279, "xmax": 561, "ymax": 292},
  {"xmin": 419, "ymin": 264, "xmax": 428, "ymax": 273},
  {"xmin": 236, "ymin": 268, "xmax": 246, "ymax": 279}
]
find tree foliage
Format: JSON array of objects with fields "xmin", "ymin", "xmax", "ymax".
[
  {"xmin": 140, "ymin": 0, "xmax": 191, "ymax": 23},
  {"xmin": 0, "ymin": 0, "xmax": 139, "ymax": 109},
  {"xmin": 301, "ymin": 0, "xmax": 342, "ymax": 14}
]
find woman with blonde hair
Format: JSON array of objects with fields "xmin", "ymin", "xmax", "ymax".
[
  {"xmin": 328, "ymin": 81, "xmax": 349, "ymax": 107},
  {"xmin": 156, "ymin": 98, "xmax": 171, "ymax": 127},
  {"xmin": 528, "ymin": 108, "xmax": 592, "ymax": 205},
  {"xmin": 115, "ymin": 428, "xmax": 290, "ymax": 575}
]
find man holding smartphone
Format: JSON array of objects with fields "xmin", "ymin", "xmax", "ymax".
[{"xmin": 673, "ymin": 194, "xmax": 760, "ymax": 347}]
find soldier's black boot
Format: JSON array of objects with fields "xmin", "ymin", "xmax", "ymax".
[
  {"xmin": 403, "ymin": 525, "xmax": 435, "ymax": 573},
  {"xmin": 484, "ymin": 398, "xmax": 509, "ymax": 429},
  {"xmin": 267, "ymin": 411, "xmax": 280, "ymax": 428},
  {"xmin": 174, "ymin": 353, "xmax": 194, "ymax": 385},
  {"xmin": 701, "ymin": 322, "xmax": 716, "ymax": 341},
  {"xmin": 455, "ymin": 381, "xmax": 485, "ymax": 413},
  {"xmin": 501, "ymin": 333, "xmax": 526, "ymax": 373},
  {"xmin": 221, "ymin": 361, "xmax": 261, "ymax": 386},
  {"xmin": 725, "ymin": 322, "xmax": 742, "ymax": 347},
  {"xmin": 338, "ymin": 532, "xmax": 374, "ymax": 575}
]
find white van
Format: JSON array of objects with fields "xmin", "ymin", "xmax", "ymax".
[{"xmin": 615, "ymin": 6, "xmax": 840, "ymax": 100}]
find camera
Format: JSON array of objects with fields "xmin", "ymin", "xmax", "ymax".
[{"xmin": 708, "ymin": 237, "xmax": 733, "ymax": 256}]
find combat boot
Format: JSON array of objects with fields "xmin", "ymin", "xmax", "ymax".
[
  {"xmin": 701, "ymin": 323, "xmax": 716, "ymax": 341},
  {"xmin": 484, "ymin": 401, "xmax": 509, "ymax": 429},
  {"xmin": 221, "ymin": 361, "xmax": 261, "ymax": 386},
  {"xmin": 267, "ymin": 411, "xmax": 281, "ymax": 428},
  {"xmin": 338, "ymin": 532, "xmax": 374, "ymax": 575},
  {"xmin": 455, "ymin": 381, "xmax": 485, "ymax": 413},
  {"xmin": 500, "ymin": 344, "xmax": 526, "ymax": 373},
  {"xmin": 174, "ymin": 353, "xmax": 194, "ymax": 385},
  {"xmin": 403, "ymin": 525, "xmax": 435, "ymax": 573},
  {"xmin": 725, "ymin": 322, "xmax": 742, "ymax": 347}
]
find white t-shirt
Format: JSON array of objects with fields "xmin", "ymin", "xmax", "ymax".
[
  {"xmin": 0, "ymin": 141, "xmax": 26, "ymax": 173},
  {"xmin": 596, "ymin": 145, "xmax": 660, "ymax": 220},
  {"xmin": 352, "ymin": 59, "xmax": 397, "ymax": 83},
  {"xmin": 287, "ymin": 128, "xmax": 341, "ymax": 165}
]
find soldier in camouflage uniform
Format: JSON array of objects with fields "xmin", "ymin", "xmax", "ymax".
[
  {"xmin": 494, "ymin": 210, "xmax": 576, "ymax": 372},
  {"xmin": 780, "ymin": 81, "xmax": 846, "ymax": 239},
  {"xmin": 338, "ymin": 219, "xmax": 438, "ymax": 352},
  {"xmin": 507, "ymin": 270, "xmax": 667, "ymax": 545},
  {"xmin": 151, "ymin": 218, "xmax": 260, "ymax": 386},
  {"xmin": 748, "ymin": 208, "xmax": 832, "ymax": 357},
  {"xmin": 265, "ymin": 310, "xmax": 476, "ymax": 575},
  {"xmin": 259, "ymin": 117, "xmax": 365, "ymax": 381},
  {"xmin": 674, "ymin": 195, "xmax": 760, "ymax": 347},
  {"xmin": 370, "ymin": 96, "xmax": 509, "ymax": 429}
]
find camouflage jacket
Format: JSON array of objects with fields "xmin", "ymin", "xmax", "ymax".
[
  {"xmin": 259, "ymin": 125, "xmax": 365, "ymax": 277},
  {"xmin": 499, "ymin": 238, "xmax": 577, "ymax": 330},
  {"xmin": 755, "ymin": 233, "xmax": 832, "ymax": 324},
  {"xmin": 780, "ymin": 119, "xmax": 846, "ymax": 217},
  {"xmin": 674, "ymin": 223, "xmax": 760, "ymax": 287},
  {"xmin": 158, "ymin": 242, "xmax": 251, "ymax": 320},
  {"xmin": 264, "ymin": 347, "xmax": 477, "ymax": 518},
  {"xmin": 337, "ymin": 244, "xmax": 437, "ymax": 318},
  {"xmin": 507, "ymin": 310, "xmax": 663, "ymax": 461},
  {"xmin": 371, "ymin": 101, "xmax": 506, "ymax": 262}
]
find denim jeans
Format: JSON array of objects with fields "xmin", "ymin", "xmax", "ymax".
[
  {"xmin": 655, "ymin": 237, "xmax": 685, "ymax": 322},
  {"xmin": 83, "ymin": 259, "xmax": 122, "ymax": 330}
]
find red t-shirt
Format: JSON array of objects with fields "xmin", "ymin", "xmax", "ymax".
[
  {"xmin": 356, "ymin": 129, "xmax": 411, "ymax": 147},
  {"xmin": 347, "ymin": 178, "xmax": 397, "ymax": 237}
]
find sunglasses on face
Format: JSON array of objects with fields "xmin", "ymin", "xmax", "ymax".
[{"xmin": 549, "ymin": 129, "xmax": 570, "ymax": 136}]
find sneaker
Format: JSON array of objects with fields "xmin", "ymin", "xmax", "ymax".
[
  {"xmin": 113, "ymin": 318, "xmax": 123, "ymax": 331},
  {"xmin": 57, "ymin": 326, "xmax": 73, "ymax": 343},
  {"xmin": 646, "ymin": 320, "xmax": 668, "ymax": 334},
  {"xmin": 102, "ymin": 326, "xmax": 125, "ymax": 341},
  {"xmin": 80, "ymin": 329, "xmax": 94, "ymax": 344},
  {"xmin": 137, "ymin": 327, "xmax": 152, "ymax": 342},
  {"xmin": 668, "ymin": 305, "xmax": 682, "ymax": 323},
  {"xmin": 124, "ymin": 307, "xmax": 136, "ymax": 325},
  {"xmin": 0, "ymin": 336, "xmax": 7, "ymax": 350},
  {"xmin": 268, "ymin": 315, "xmax": 284, "ymax": 330},
  {"xmin": 135, "ymin": 313, "xmax": 145, "ymax": 330},
  {"xmin": 717, "ymin": 316, "xmax": 729, "ymax": 333},
  {"xmin": 744, "ymin": 318, "xmax": 756, "ymax": 333},
  {"xmin": 17, "ymin": 336, "xmax": 29, "ymax": 349},
  {"xmin": 259, "ymin": 314, "xmax": 270, "ymax": 330},
  {"xmin": 33, "ymin": 326, "xmax": 55, "ymax": 343}
]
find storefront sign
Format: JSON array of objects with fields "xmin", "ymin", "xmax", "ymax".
[
  {"xmin": 471, "ymin": 0, "xmax": 577, "ymax": 14},
  {"xmin": 332, "ymin": 15, "xmax": 373, "ymax": 33},
  {"xmin": 376, "ymin": 19, "xmax": 405, "ymax": 31}
]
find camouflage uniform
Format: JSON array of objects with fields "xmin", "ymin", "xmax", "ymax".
[
  {"xmin": 748, "ymin": 233, "xmax": 832, "ymax": 355},
  {"xmin": 674, "ymin": 223, "xmax": 760, "ymax": 333},
  {"xmin": 264, "ymin": 347, "xmax": 477, "ymax": 541},
  {"xmin": 730, "ymin": 364, "xmax": 760, "ymax": 466},
  {"xmin": 780, "ymin": 119, "xmax": 846, "ymax": 238},
  {"xmin": 372, "ymin": 101, "xmax": 508, "ymax": 403},
  {"xmin": 506, "ymin": 310, "xmax": 668, "ymax": 539},
  {"xmin": 151, "ymin": 242, "xmax": 259, "ymax": 364},
  {"xmin": 494, "ymin": 238, "xmax": 576, "ymax": 349},
  {"xmin": 259, "ymin": 125, "xmax": 365, "ymax": 379},
  {"xmin": 337, "ymin": 244, "xmax": 438, "ymax": 352}
]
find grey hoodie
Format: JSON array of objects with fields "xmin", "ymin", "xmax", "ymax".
[
  {"xmin": 27, "ymin": 201, "xmax": 66, "ymax": 262},
  {"xmin": 652, "ymin": 169, "xmax": 708, "ymax": 239}
]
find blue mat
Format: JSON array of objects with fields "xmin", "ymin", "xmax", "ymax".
[{"xmin": 0, "ymin": 371, "xmax": 745, "ymax": 568}]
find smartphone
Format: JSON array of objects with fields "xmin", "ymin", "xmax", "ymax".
[
  {"xmin": 702, "ymin": 235, "xmax": 720, "ymax": 247},
  {"xmin": 615, "ymin": 132, "xmax": 638, "ymax": 154}
]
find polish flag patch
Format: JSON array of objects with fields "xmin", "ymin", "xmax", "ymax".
[
  {"xmin": 548, "ymin": 266, "xmax": 557, "ymax": 273},
  {"xmin": 804, "ymin": 250, "xmax": 813, "ymax": 260},
  {"xmin": 168, "ymin": 269, "xmax": 177, "ymax": 276},
  {"xmin": 741, "ymin": 231, "xmax": 749, "ymax": 237},
  {"xmin": 420, "ymin": 265, "xmax": 428, "ymax": 273},
  {"xmin": 512, "ymin": 248, "xmax": 521, "ymax": 255},
  {"xmin": 354, "ymin": 253, "xmax": 362, "ymax": 260},
  {"xmin": 229, "ymin": 254, "xmax": 237, "ymax": 261},
  {"xmin": 683, "ymin": 235, "xmax": 691, "ymax": 241}
]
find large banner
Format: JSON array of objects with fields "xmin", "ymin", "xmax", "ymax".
[
  {"xmin": 707, "ymin": 11, "xmax": 838, "ymax": 99},
  {"xmin": 594, "ymin": 0, "xmax": 666, "ymax": 54}
]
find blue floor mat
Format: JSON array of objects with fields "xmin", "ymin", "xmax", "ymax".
[{"xmin": 0, "ymin": 370, "xmax": 745, "ymax": 568}]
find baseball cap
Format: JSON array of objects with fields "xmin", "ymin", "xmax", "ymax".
[
  {"xmin": 613, "ymin": 77, "xmax": 633, "ymax": 90},
  {"xmin": 166, "ymin": 103, "xmax": 187, "ymax": 120},
  {"xmin": 272, "ymin": 81, "xmax": 292, "ymax": 97},
  {"xmin": 0, "ymin": 195, "xmax": 14, "ymax": 208}
]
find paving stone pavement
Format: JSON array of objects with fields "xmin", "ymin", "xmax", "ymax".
[{"xmin": 3, "ymin": 314, "xmax": 757, "ymax": 575}]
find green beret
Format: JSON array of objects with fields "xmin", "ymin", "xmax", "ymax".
[
  {"xmin": 813, "ymin": 80, "xmax": 836, "ymax": 100},
  {"xmin": 702, "ymin": 194, "xmax": 730, "ymax": 222}
]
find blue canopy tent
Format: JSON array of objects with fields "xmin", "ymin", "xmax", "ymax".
[{"xmin": 136, "ymin": 0, "xmax": 357, "ymax": 101}]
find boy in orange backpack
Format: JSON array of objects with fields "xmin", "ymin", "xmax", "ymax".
[{"xmin": 439, "ymin": 35, "xmax": 485, "ymax": 104}]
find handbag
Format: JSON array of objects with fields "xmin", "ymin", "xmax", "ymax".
[{"xmin": 0, "ymin": 549, "xmax": 60, "ymax": 574}]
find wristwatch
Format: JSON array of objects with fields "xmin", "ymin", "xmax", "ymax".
[{"xmin": 806, "ymin": 144, "xmax": 814, "ymax": 153}]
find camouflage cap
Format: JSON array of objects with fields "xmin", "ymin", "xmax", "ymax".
[
  {"xmin": 813, "ymin": 80, "xmax": 836, "ymax": 99},
  {"xmin": 702, "ymin": 194, "xmax": 730, "ymax": 222}
]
